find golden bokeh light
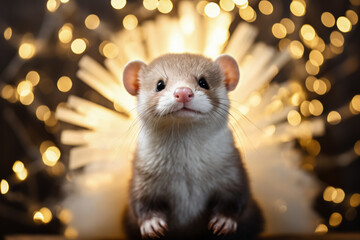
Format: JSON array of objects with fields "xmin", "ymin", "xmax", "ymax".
[
  {"xmin": 272, "ymin": 23, "xmax": 287, "ymax": 39},
  {"xmin": 337, "ymin": 16, "xmax": 352, "ymax": 33},
  {"xmin": 158, "ymin": 0, "xmax": 173, "ymax": 14},
  {"xmin": 313, "ymin": 79, "xmax": 327, "ymax": 95},
  {"xmin": 220, "ymin": 0, "xmax": 235, "ymax": 12},
  {"xmin": 287, "ymin": 110, "xmax": 301, "ymax": 126},
  {"xmin": 315, "ymin": 223, "xmax": 328, "ymax": 233},
  {"xmin": 329, "ymin": 212, "xmax": 342, "ymax": 227},
  {"xmin": 233, "ymin": 0, "xmax": 248, "ymax": 9},
  {"xmin": 278, "ymin": 38, "xmax": 291, "ymax": 51},
  {"xmin": 17, "ymin": 80, "xmax": 33, "ymax": 97},
  {"xmin": 143, "ymin": 0, "xmax": 158, "ymax": 10},
  {"xmin": 196, "ymin": 1, "xmax": 207, "ymax": 15},
  {"xmin": 321, "ymin": 12, "xmax": 335, "ymax": 28},
  {"xmin": 239, "ymin": 6, "xmax": 256, "ymax": 23},
  {"xmin": 280, "ymin": 18, "xmax": 295, "ymax": 34},
  {"xmin": 300, "ymin": 24, "xmax": 316, "ymax": 41},
  {"xmin": 26, "ymin": 71, "xmax": 40, "ymax": 86},
  {"xmin": 333, "ymin": 188, "xmax": 345, "ymax": 204},
  {"xmin": 1, "ymin": 85, "xmax": 15, "ymax": 100},
  {"xmin": 323, "ymin": 186, "xmax": 336, "ymax": 202},
  {"xmin": 40, "ymin": 140, "xmax": 55, "ymax": 154},
  {"xmin": 1, "ymin": 179, "xmax": 9, "ymax": 194},
  {"xmin": 306, "ymin": 139, "xmax": 321, "ymax": 156},
  {"xmin": 309, "ymin": 50, "xmax": 324, "ymax": 67},
  {"xmin": 42, "ymin": 146, "xmax": 61, "ymax": 167},
  {"xmin": 288, "ymin": 40, "xmax": 304, "ymax": 59},
  {"xmin": 16, "ymin": 168, "xmax": 28, "ymax": 181},
  {"xmin": 102, "ymin": 42, "xmax": 119, "ymax": 59},
  {"xmin": 204, "ymin": 2, "xmax": 220, "ymax": 18},
  {"xmin": 123, "ymin": 14, "xmax": 138, "ymax": 30},
  {"xmin": 19, "ymin": 92, "xmax": 34, "ymax": 105},
  {"xmin": 60, "ymin": 0, "xmax": 69, "ymax": 3},
  {"xmin": 300, "ymin": 100, "xmax": 311, "ymax": 117},
  {"xmin": 85, "ymin": 14, "xmax": 100, "ymax": 30},
  {"xmin": 327, "ymin": 111, "xmax": 341, "ymax": 125},
  {"xmin": 330, "ymin": 31, "xmax": 344, "ymax": 48},
  {"xmin": 4, "ymin": 27, "xmax": 12, "ymax": 40},
  {"xmin": 40, "ymin": 207, "xmax": 53, "ymax": 224},
  {"xmin": 354, "ymin": 140, "xmax": 360, "ymax": 156},
  {"xmin": 305, "ymin": 60, "xmax": 319, "ymax": 76},
  {"xmin": 57, "ymin": 76, "xmax": 73, "ymax": 92},
  {"xmin": 309, "ymin": 99, "xmax": 323, "ymax": 116},
  {"xmin": 19, "ymin": 43, "xmax": 36, "ymax": 59},
  {"xmin": 47, "ymin": 0, "xmax": 60, "ymax": 12},
  {"xmin": 58, "ymin": 208, "xmax": 73, "ymax": 224},
  {"xmin": 58, "ymin": 23, "xmax": 73, "ymax": 44},
  {"xmin": 350, "ymin": 193, "xmax": 360, "ymax": 207},
  {"xmin": 71, "ymin": 38, "xmax": 87, "ymax": 54},
  {"xmin": 36, "ymin": 105, "xmax": 51, "ymax": 121},
  {"xmin": 346, "ymin": 10, "xmax": 358, "ymax": 25},
  {"xmin": 12, "ymin": 160, "xmax": 24, "ymax": 173},
  {"xmin": 111, "ymin": 0, "xmax": 126, "ymax": 10},
  {"xmin": 350, "ymin": 95, "xmax": 360, "ymax": 113},
  {"xmin": 64, "ymin": 226, "xmax": 79, "ymax": 239},
  {"xmin": 33, "ymin": 211, "xmax": 45, "ymax": 223},
  {"xmin": 258, "ymin": 0, "xmax": 273, "ymax": 15},
  {"xmin": 290, "ymin": 0, "xmax": 306, "ymax": 17}
]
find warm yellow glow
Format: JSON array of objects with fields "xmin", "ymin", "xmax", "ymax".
[
  {"xmin": 204, "ymin": 2, "xmax": 220, "ymax": 18},
  {"xmin": 26, "ymin": 71, "xmax": 40, "ymax": 86},
  {"xmin": 196, "ymin": 1, "xmax": 208, "ymax": 15},
  {"xmin": 337, "ymin": 16, "xmax": 352, "ymax": 33},
  {"xmin": 309, "ymin": 50, "xmax": 324, "ymax": 67},
  {"xmin": 300, "ymin": 24, "xmax": 316, "ymax": 41},
  {"xmin": 307, "ymin": 139, "xmax": 321, "ymax": 156},
  {"xmin": 71, "ymin": 38, "xmax": 86, "ymax": 54},
  {"xmin": 315, "ymin": 224, "xmax": 328, "ymax": 233},
  {"xmin": 19, "ymin": 43, "xmax": 36, "ymax": 59},
  {"xmin": 40, "ymin": 140, "xmax": 55, "ymax": 154},
  {"xmin": 17, "ymin": 80, "xmax": 32, "ymax": 97},
  {"xmin": 58, "ymin": 208, "xmax": 73, "ymax": 224},
  {"xmin": 40, "ymin": 207, "xmax": 53, "ymax": 224},
  {"xmin": 305, "ymin": 60, "xmax": 319, "ymax": 76},
  {"xmin": 12, "ymin": 161, "xmax": 24, "ymax": 173},
  {"xmin": 220, "ymin": 0, "xmax": 235, "ymax": 12},
  {"xmin": 354, "ymin": 140, "xmax": 360, "ymax": 156},
  {"xmin": 4, "ymin": 27, "xmax": 12, "ymax": 40},
  {"xmin": 315, "ymin": 37, "xmax": 326, "ymax": 52},
  {"xmin": 85, "ymin": 14, "xmax": 100, "ymax": 30},
  {"xmin": 327, "ymin": 111, "xmax": 341, "ymax": 125},
  {"xmin": 158, "ymin": 0, "xmax": 173, "ymax": 14},
  {"xmin": 58, "ymin": 23, "xmax": 73, "ymax": 44},
  {"xmin": 103, "ymin": 42, "xmax": 119, "ymax": 59},
  {"xmin": 239, "ymin": 6, "xmax": 256, "ymax": 22},
  {"xmin": 143, "ymin": 0, "xmax": 158, "ymax": 10},
  {"xmin": 42, "ymin": 146, "xmax": 61, "ymax": 167},
  {"xmin": 248, "ymin": 93, "xmax": 261, "ymax": 107},
  {"xmin": 330, "ymin": 31, "xmax": 344, "ymax": 47},
  {"xmin": 123, "ymin": 14, "xmax": 138, "ymax": 30},
  {"xmin": 290, "ymin": 92, "xmax": 304, "ymax": 106},
  {"xmin": 45, "ymin": 114, "xmax": 58, "ymax": 128},
  {"xmin": 17, "ymin": 168, "xmax": 28, "ymax": 181},
  {"xmin": 350, "ymin": 193, "xmax": 360, "ymax": 207},
  {"xmin": 1, "ymin": 85, "xmax": 15, "ymax": 100},
  {"xmin": 323, "ymin": 186, "xmax": 336, "ymax": 202},
  {"xmin": 350, "ymin": 95, "xmax": 360, "ymax": 113},
  {"xmin": 65, "ymin": 226, "xmax": 78, "ymax": 239},
  {"xmin": 33, "ymin": 211, "xmax": 45, "ymax": 223},
  {"xmin": 313, "ymin": 79, "xmax": 327, "ymax": 95},
  {"xmin": 290, "ymin": 0, "xmax": 306, "ymax": 17},
  {"xmin": 288, "ymin": 40, "xmax": 304, "ymax": 59},
  {"xmin": 280, "ymin": 18, "xmax": 295, "ymax": 34},
  {"xmin": 47, "ymin": 0, "xmax": 60, "ymax": 12},
  {"xmin": 300, "ymin": 100, "xmax": 311, "ymax": 117},
  {"xmin": 278, "ymin": 38, "xmax": 291, "ymax": 51},
  {"xmin": 350, "ymin": 0, "xmax": 360, "ymax": 6},
  {"xmin": 258, "ymin": 0, "xmax": 273, "ymax": 15},
  {"xmin": 60, "ymin": 0, "xmax": 69, "ymax": 3},
  {"xmin": 329, "ymin": 212, "xmax": 342, "ymax": 227},
  {"xmin": 1, "ymin": 179, "xmax": 9, "ymax": 194},
  {"xmin": 36, "ymin": 105, "xmax": 51, "ymax": 121},
  {"xmin": 233, "ymin": 0, "xmax": 248, "ymax": 8},
  {"xmin": 309, "ymin": 99, "xmax": 323, "ymax": 116},
  {"xmin": 333, "ymin": 188, "xmax": 345, "ymax": 204},
  {"xmin": 346, "ymin": 10, "xmax": 358, "ymax": 25},
  {"xmin": 287, "ymin": 110, "xmax": 301, "ymax": 126},
  {"xmin": 272, "ymin": 23, "xmax": 287, "ymax": 39},
  {"xmin": 19, "ymin": 92, "xmax": 34, "ymax": 105},
  {"xmin": 321, "ymin": 12, "xmax": 335, "ymax": 28},
  {"xmin": 180, "ymin": 15, "xmax": 195, "ymax": 35},
  {"xmin": 57, "ymin": 76, "xmax": 72, "ymax": 92},
  {"xmin": 111, "ymin": 0, "xmax": 126, "ymax": 10}
]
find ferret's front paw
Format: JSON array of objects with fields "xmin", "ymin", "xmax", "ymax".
[
  {"xmin": 140, "ymin": 216, "xmax": 168, "ymax": 239},
  {"xmin": 208, "ymin": 215, "xmax": 237, "ymax": 236}
]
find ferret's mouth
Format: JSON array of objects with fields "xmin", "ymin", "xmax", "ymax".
[{"xmin": 167, "ymin": 107, "xmax": 203, "ymax": 117}]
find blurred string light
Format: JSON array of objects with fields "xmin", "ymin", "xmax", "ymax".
[
  {"xmin": 258, "ymin": 0, "xmax": 273, "ymax": 15},
  {"xmin": 143, "ymin": 0, "xmax": 158, "ymax": 10},
  {"xmin": 3, "ymin": 27, "xmax": 12, "ymax": 40},
  {"xmin": 337, "ymin": 16, "xmax": 352, "ymax": 33},
  {"xmin": 321, "ymin": 12, "xmax": 335, "ymax": 28},
  {"xmin": 111, "ymin": 0, "xmax": 126, "ymax": 10},
  {"xmin": 57, "ymin": 76, "xmax": 73, "ymax": 92},
  {"xmin": 158, "ymin": 0, "xmax": 173, "ymax": 13},
  {"xmin": 85, "ymin": 14, "xmax": 100, "ymax": 30},
  {"xmin": 71, "ymin": 38, "xmax": 87, "ymax": 54},
  {"xmin": 123, "ymin": 14, "xmax": 138, "ymax": 30},
  {"xmin": 18, "ymin": 42, "xmax": 36, "ymax": 59},
  {"xmin": 219, "ymin": 0, "xmax": 235, "ymax": 12},
  {"xmin": 290, "ymin": 0, "xmax": 306, "ymax": 17},
  {"xmin": 239, "ymin": 5, "xmax": 256, "ymax": 22},
  {"xmin": 12, "ymin": 160, "xmax": 28, "ymax": 181},
  {"xmin": 58, "ymin": 23, "xmax": 73, "ymax": 44},
  {"xmin": 204, "ymin": 2, "xmax": 220, "ymax": 18},
  {"xmin": 0, "ymin": 179, "xmax": 9, "ymax": 194},
  {"xmin": 233, "ymin": 0, "xmax": 248, "ymax": 9}
]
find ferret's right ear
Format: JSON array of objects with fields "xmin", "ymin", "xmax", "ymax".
[{"xmin": 123, "ymin": 60, "xmax": 146, "ymax": 96}]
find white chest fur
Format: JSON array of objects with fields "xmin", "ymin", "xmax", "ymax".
[{"xmin": 136, "ymin": 125, "xmax": 237, "ymax": 226}]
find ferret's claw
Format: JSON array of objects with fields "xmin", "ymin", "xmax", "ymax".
[
  {"xmin": 140, "ymin": 217, "xmax": 168, "ymax": 239},
  {"xmin": 209, "ymin": 215, "xmax": 237, "ymax": 236}
]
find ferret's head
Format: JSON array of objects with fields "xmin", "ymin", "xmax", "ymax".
[{"xmin": 123, "ymin": 53, "xmax": 239, "ymax": 126}]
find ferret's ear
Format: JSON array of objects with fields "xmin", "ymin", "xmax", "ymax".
[
  {"xmin": 123, "ymin": 60, "xmax": 146, "ymax": 96},
  {"xmin": 215, "ymin": 55, "xmax": 240, "ymax": 91}
]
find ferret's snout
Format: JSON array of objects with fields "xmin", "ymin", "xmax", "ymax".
[{"xmin": 174, "ymin": 87, "xmax": 194, "ymax": 103}]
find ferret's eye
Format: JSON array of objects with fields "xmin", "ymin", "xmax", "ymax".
[
  {"xmin": 198, "ymin": 77, "xmax": 210, "ymax": 90},
  {"xmin": 156, "ymin": 80, "xmax": 166, "ymax": 92}
]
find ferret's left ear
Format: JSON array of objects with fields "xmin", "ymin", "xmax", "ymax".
[
  {"xmin": 215, "ymin": 55, "xmax": 240, "ymax": 91},
  {"xmin": 123, "ymin": 60, "xmax": 146, "ymax": 96}
]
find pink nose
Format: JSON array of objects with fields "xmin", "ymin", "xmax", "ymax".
[{"xmin": 174, "ymin": 87, "xmax": 194, "ymax": 103}]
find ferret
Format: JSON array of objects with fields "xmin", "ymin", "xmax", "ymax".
[{"xmin": 122, "ymin": 53, "xmax": 263, "ymax": 240}]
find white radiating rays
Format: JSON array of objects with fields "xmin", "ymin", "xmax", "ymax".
[{"xmin": 56, "ymin": 1, "xmax": 324, "ymax": 238}]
